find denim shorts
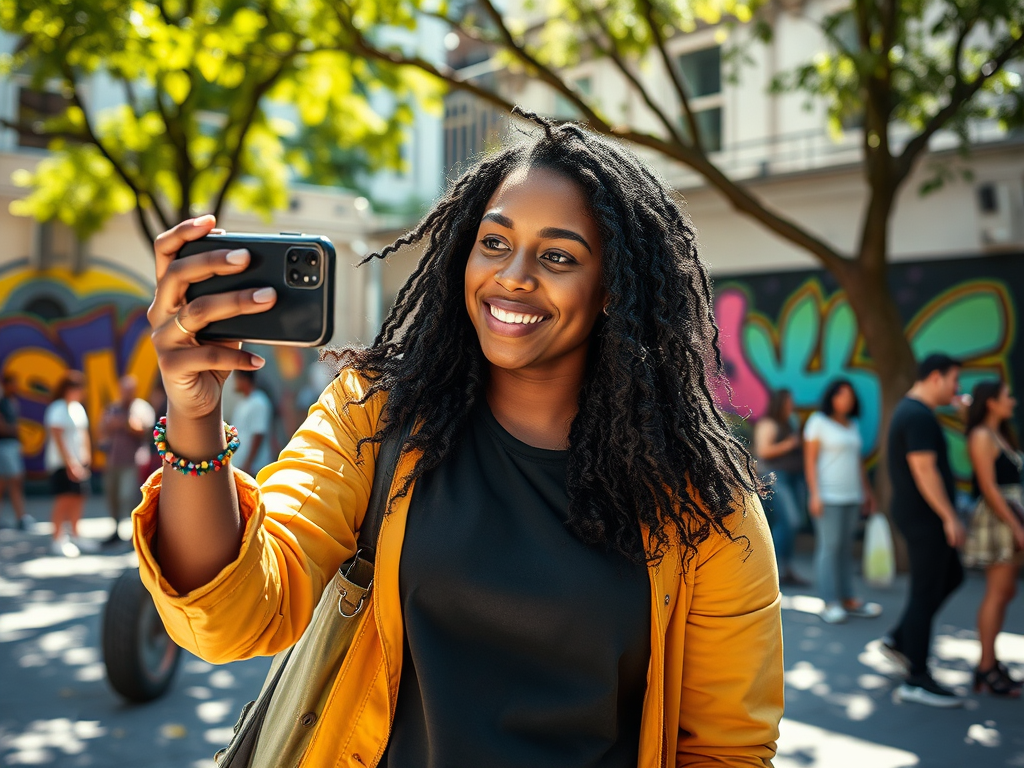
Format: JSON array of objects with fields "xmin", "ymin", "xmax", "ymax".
[{"xmin": 0, "ymin": 440, "xmax": 23, "ymax": 478}]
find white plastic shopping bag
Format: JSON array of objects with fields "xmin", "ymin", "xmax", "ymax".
[{"xmin": 862, "ymin": 512, "xmax": 895, "ymax": 589}]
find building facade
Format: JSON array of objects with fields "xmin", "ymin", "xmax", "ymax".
[{"xmin": 440, "ymin": 0, "xmax": 1024, "ymax": 472}]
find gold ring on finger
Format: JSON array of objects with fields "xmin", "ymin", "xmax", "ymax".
[{"xmin": 174, "ymin": 310, "xmax": 197, "ymax": 340}]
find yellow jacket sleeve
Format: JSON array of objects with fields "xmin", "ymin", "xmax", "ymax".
[
  {"xmin": 676, "ymin": 495, "xmax": 784, "ymax": 767},
  {"xmin": 132, "ymin": 371, "xmax": 383, "ymax": 664}
]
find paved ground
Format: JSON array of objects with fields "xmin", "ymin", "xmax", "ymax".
[{"xmin": 1, "ymin": 494, "xmax": 1023, "ymax": 767}]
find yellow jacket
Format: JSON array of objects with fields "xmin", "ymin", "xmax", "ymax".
[{"xmin": 134, "ymin": 370, "xmax": 783, "ymax": 768}]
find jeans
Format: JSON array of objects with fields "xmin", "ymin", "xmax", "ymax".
[
  {"xmin": 813, "ymin": 503, "xmax": 860, "ymax": 605},
  {"xmin": 889, "ymin": 526, "xmax": 964, "ymax": 677},
  {"xmin": 765, "ymin": 470, "xmax": 805, "ymax": 571}
]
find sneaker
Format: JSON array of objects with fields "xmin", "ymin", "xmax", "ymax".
[
  {"xmin": 820, "ymin": 603, "xmax": 848, "ymax": 624},
  {"xmin": 893, "ymin": 674, "xmax": 964, "ymax": 708},
  {"xmin": 845, "ymin": 600, "xmax": 883, "ymax": 618},
  {"xmin": 16, "ymin": 514, "xmax": 37, "ymax": 531},
  {"xmin": 879, "ymin": 636, "xmax": 911, "ymax": 675},
  {"xmin": 50, "ymin": 536, "xmax": 81, "ymax": 558},
  {"xmin": 71, "ymin": 536, "xmax": 99, "ymax": 554}
]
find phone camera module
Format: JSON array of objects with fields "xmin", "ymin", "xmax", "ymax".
[{"xmin": 285, "ymin": 247, "xmax": 322, "ymax": 289}]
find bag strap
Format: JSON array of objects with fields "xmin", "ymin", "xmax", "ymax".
[{"xmin": 354, "ymin": 417, "xmax": 413, "ymax": 564}]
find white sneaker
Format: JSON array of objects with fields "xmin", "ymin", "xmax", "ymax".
[
  {"xmin": 893, "ymin": 678, "xmax": 964, "ymax": 708},
  {"xmin": 16, "ymin": 514, "xmax": 37, "ymax": 531},
  {"xmin": 846, "ymin": 600, "xmax": 883, "ymax": 618},
  {"xmin": 820, "ymin": 604, "xmax": 848, "ymax": 624},
  {"xmin": 50, "ymin": 536, "xmax": 80, "ymax": 558}
]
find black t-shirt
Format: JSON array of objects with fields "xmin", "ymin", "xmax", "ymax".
[
  {"xmin": 381, "ymin": 401, "xmax": 651, "ymax": 768},
  {"xmin": 887, "ymin": 397, "xmax": 956, "ymax": 533}
]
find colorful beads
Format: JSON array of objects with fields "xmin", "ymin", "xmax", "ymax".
[{"xmin": 153, "ymin": 416, "xmax": 240, "ymax": 477}]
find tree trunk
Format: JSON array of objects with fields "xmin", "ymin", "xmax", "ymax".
[{"xmin": 841, "ymin": 256, "xmax": 916, "ymax": 569}]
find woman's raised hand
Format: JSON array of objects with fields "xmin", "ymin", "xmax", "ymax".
[{"xmin": 147, "ymin": 216, "xmax": 277, "ymax": 422}]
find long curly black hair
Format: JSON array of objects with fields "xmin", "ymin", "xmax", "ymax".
[{"xmin": 325, "ymin": 112, "xmax": 761, "ymax": 565}]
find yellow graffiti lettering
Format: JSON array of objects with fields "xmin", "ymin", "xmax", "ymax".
[
  {"xmin": 126, "ymin": 334, "xmax": 159, "ymax": 400},
  {"xmin": 17, "ymin": 420, "xmax": 46, "ymax": 458},
  {"xmin": 2, "ymin": 348, "xmax": 67, "ymax": 403},
  {"xmin": 82, "ymin": 348, "xmax": 120, "ymax": 471}
]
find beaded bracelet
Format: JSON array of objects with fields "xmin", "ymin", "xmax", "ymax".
[{"xmin": 153, "ymin": 416, "xmax": 240, "ymax": 477}]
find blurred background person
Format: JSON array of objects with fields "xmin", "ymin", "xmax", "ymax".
[
  {"xmin": 99, "ymin": 375, "xmax": 156, "ymax": 544},
  {"xmin": 754, "ymin": 388, "xmax": 810, "ymax": 587},
  {"xmin": 44, "ymin": 371, "xmax": 93, "ymax": 557},
  {"xmin": 804, "ymin": 379, "xmax": 881, "ymax": 624},
  {"xmin": 0, "ymin": 372, "xmax": 31, "ymax": 530},
  {"xmin": 886, "ymin": 354, "xmax": 965, "ymax": 708},
  {"xmin": 964, "ymin": 379, "xmax": 1023, "ymax": 697},
  {"xmin": 231, "ymin": 369, "xmax": 273, "ymax": 476}
]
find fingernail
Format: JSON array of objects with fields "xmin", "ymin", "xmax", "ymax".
[
  {"xmin": 193, "ymin": 214, "xmax": 215, "ymax": 227},
  {"xmin": 226, "ymin": 249, "xmax": 249, "ymax": 265},
  {"xmin": 250, "ymin": 355, "xmax": 265, "ymax": 368},
  {"xmin": 252, "ymin": 287, "xmax": 276, "ymax": 303}
]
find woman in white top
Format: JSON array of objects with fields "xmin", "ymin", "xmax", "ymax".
[
  {"xmin": 43, "ymin": 370, "xmax": 92, "ymax": 557},
  {"xmin": 804, "ymin": 379, "xmax": 881, "ymax": 624}
]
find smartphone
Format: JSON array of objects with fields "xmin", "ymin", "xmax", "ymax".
[{"xmin": 177, "ymin": 232, "xmax": 335, "ymax": 346}]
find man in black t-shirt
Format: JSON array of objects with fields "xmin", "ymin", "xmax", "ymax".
[{"xmin": 885, "ymin": 354, "xmax": 966, "ymax": 708}]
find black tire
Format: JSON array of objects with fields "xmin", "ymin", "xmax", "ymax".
[{"xmin": 102, "ymin": 568, "xmax": 181, "ymax": 702}]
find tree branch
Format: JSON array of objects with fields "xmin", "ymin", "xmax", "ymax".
[
  {"xmin": 580, "ymin": 6, "xmax": 687, "ymax": 147},
  {"xmin": 58, "ymin": 62, "xmax": 173, "ymax": 231},
  {"xmin": 473, "ymin": 0, "xmax": 611, "ymax": 129},
  {"xmin": 152, "ymin": 74, "xmax": 194, "ymax": 220},
  {"xmin": 895, "ymin": 30, "xmax": 1024, "ymax": 184},
  {"xmin": 636, "ymin": 0, "xmax": 703, "ymax": 152},
  {"xmin": 349, "ymin": 32, "xmax": 851, "ymax": 276},
  {"xmin": 210, "ymin": 58, "xmax": 292, "ymax": 219},
  {"xmin": 0, "ymin": 117, "xmax": 87, "ymax": 143}
]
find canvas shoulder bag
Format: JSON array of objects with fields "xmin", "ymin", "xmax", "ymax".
[{"xmin": 215, "ymin": 418, "xmax": 411, "ymax": 768}]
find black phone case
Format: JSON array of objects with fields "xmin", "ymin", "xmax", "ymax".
[{"xmin": 177, "ymin": 233, "xmax": 335, "ymax": 346}]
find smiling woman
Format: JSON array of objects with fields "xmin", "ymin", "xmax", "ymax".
[{"xmin": 133, "ymin": 111, "xmax": 783, "ymax": 768}]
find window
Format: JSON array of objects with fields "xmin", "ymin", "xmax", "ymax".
[
  {"xmin": 444, "ymin": 95, "xmax": 503, "ymax": 173},
  {"xmin": 676, "ymin": 47, "xmax": 723, "ymax": 152},
  {"xmin": 17, "ymin": 87, "xmax": 73, "ymax": 149}
]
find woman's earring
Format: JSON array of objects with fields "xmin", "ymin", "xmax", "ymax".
[{"xmin": 602, "ymin": 305, "xmax": 610, "ymax": 316}]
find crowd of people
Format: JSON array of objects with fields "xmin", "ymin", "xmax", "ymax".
[
  {"xmin": 755, "ymin": 353, "xmax": 1023, "ymax": 707},
  {"xmin": 0, "ymin": 369, "xmax": 278, "ymax": 556}
]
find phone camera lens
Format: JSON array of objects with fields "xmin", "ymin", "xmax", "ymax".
[
  {"xmin": 289, "ymin": 269, "xmax": 301, "ymax": 283},
  {"xmin": 288, "ymin": 251, "xmax": 299, "ymax": 264},
  {"xmin": 306, "ymin": 252, "xmax": 318, "ymax": 267}
]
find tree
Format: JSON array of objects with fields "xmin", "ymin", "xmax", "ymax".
[
  {"xmin": 0, "ymin": 0, "xmax": 437, "ymax": 245},
  {"xmin": 342, "ymin": 0, "xmax": 1024, "ymax": 482}
]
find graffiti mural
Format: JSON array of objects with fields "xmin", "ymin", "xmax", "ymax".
[
  {"xmin": 0, "ymin": 257, "xmax": 317, "ymax": 477},
  {"xmin": 0, "ymin": 258, "xmax": 157, "ymax": 473},
  {"xmin": 715, "ymin": 253, "xmax": 1023, "ymax": 480}
]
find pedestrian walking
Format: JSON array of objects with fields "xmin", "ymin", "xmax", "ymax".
[
  {"xmin": 755, "ymin": 389, "xmax": 810, "ymax": 586},
  {"xmin": 804, "ymin": 379, "xmax": 882, "ymax": 624},
  {"xmin": 133, "ymin": 116, "xmax": 783, "ymax": 765},
  {"xmin": 230, "ymin": 369, "xmax": 273, "ymax": 477},
  {"xmin": 0, "ymin": 372, "xmax": 32, "ymax": 530},
  {"xmin": 885, "ymin": 354, "xmax": 966, "ymax": 708},
  {"xmin": 99, "ymin": 375, "xmax": 155, "ymax": 544},
  {"xmin": 964, "ymin": 379, "xmax": 1023, "ymax": 696},
  {"xmin": 43, "ymin": 370, "xmax": 94, "ymax": 557}
]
